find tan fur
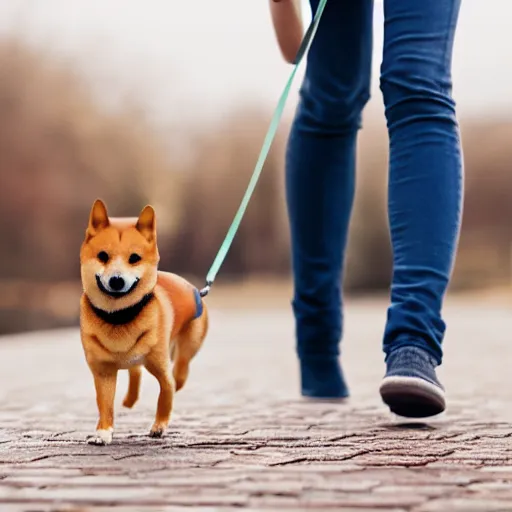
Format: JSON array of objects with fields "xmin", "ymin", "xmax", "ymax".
[{"xmin": 79, "ymin": 199, "xmax": 208, "ymax": 445}]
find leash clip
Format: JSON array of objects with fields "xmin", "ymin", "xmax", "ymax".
[{"xmin": 199, "ymin": 281, "xmax": 212, "ymax": 298}]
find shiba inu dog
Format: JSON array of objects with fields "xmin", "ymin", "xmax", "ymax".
[{"xmin": 79, "ymin": 199, "xmax": 208, "ymax": 445}]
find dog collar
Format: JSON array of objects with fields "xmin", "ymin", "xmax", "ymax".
[{"xmin": 87, "ymin": 293, "xmax": 155, "ymax": 326}]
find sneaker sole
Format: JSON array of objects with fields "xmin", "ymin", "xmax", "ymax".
[{"xmin": 379, "ymin": 376, "xmax": 446, "ymax": 418}]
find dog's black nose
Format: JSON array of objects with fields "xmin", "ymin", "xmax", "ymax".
[{"xmin": 109, "ymin": 276, "xmax": 125, "ymax": 291}]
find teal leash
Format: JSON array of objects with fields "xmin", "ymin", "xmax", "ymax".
[{"xmin": 199, "ymin": 0, "xmax": 328, "ymax": 298}]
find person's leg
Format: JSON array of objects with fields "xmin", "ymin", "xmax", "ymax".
[
  {"xmin": 286, "ymin": 0, "xmax": 374, "ymax": 398},
  {"xmin": 379, "ymin": 0, "xmax": 463, "ymax": 416}
]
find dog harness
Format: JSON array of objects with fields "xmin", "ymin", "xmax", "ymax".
[{"xmin": 192, "ymin": 287, "xmax": 203, "ymax": 319}]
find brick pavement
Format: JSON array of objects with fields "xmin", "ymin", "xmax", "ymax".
[{"xmin": 0, "ymin": 297, "xmax": 511, "ymax": 511}]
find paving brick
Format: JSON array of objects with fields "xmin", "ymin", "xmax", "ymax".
[
  {"xmin": 373, "ymin": 484, "xmax": 453, "ymax": 498},
  {"xmin": 301, "ymin": 490, "xmax": 426, "ymax": 508},
  {"xmin": 416, "ymin": 497, "xmax": 512, "ymax": 512}
]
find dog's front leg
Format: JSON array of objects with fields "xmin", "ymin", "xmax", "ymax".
[{"xmin": 87, "ymin": 363, "xmax": 118, "ymax": 445}]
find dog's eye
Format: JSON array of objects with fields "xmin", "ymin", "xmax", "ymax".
[
  {"xmin": 129, "ymin": 253, "xmax": 142, "ymax": 265},
  {"xmin": 97, "ymin": 251, "xmax": 109, "ymax": 263}
]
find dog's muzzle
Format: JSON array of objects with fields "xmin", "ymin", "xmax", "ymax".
[{"xmin": 96, "ymin": 274, "xmax": 139, "ymax": 298}]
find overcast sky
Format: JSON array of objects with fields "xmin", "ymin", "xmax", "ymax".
[{"xmin": 0, "ymin": 1, "xmax": 509, "ymax": 126}]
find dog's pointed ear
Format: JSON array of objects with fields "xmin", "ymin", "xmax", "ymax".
[
  {"xmin": 136, "ymin": 205, "xmax": 156, "ymax": 242},
  {"xmin": 86, "ymin": 199, "xmax": 110, "ymax": 239}
]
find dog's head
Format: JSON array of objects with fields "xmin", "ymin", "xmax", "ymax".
[{"xmin": 80, "ymin": 199, "xmax": 160, "ymax": 312}]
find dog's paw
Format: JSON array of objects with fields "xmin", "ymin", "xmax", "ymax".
[
  {"xmin": 122, "ymin": 397, "xmax": 137, "ymax": 409},
  {"xmin": 86, "ymin": 429, "xmax": 113, "ymax": 446},
  {"xmin": 149, "ymin": 423, "xmax": 167, "ymax": 438}
]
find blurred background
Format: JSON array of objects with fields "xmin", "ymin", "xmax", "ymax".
[{"xmin": 0, "ymin": 0, "xmax": 510, "ymax": 334}]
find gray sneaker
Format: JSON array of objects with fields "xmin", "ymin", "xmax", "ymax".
[{"xmin": 379, "ymin": 346, "xmax": 445, "ymax": 418}]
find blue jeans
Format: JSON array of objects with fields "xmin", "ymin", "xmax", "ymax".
[{"xmin": 286, "ymin": 0, "xmax": 463, "ymax": 397}]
